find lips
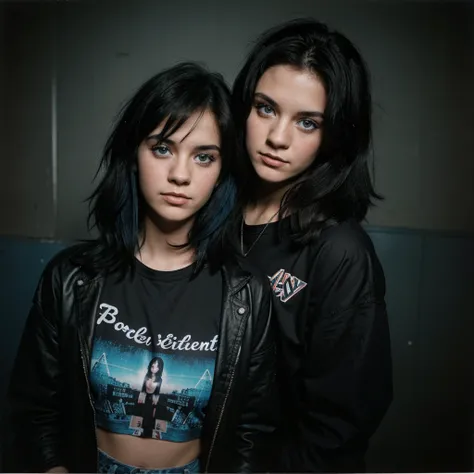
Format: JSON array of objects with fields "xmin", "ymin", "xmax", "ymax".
[
  {"xmin": 161, "ymin": 192, "xmax": 191, "ymax": 205},
  {"xmin": 259, "ymin": 152, "xmax": 288, "ymax": 168},
  {"xmin": 162, "ymin": 192, "xmax": 190, "ymax": 199}
]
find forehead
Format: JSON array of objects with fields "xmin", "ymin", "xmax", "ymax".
[
  {"xmin": 255, "ymin": 65, "xmax": 326, "ymax": 112},
  {"xmin": 150, "ymin": 109, "xmax": 221, "ymax": 144}
]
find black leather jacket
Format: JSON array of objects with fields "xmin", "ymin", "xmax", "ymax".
[{"xmin": 3, "ymin": 244, "xmax": 277, "ymax": 473}]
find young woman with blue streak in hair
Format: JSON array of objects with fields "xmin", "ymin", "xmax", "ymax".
[{"xmin": 4, "ymin": 62, "xmax": 277, "ymax": 474}]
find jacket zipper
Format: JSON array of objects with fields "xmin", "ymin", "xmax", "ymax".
[
  {"xmin": 79, "ymin": 336, "xmax": 99, "ymax": 472},
  {"xmin": 204, "ymin": 345, "xmax": 241, "ymax": 472}
]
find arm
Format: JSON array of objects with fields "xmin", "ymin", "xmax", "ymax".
[
  {"xmin": 2, "ymin": 266, "xmax": 67, "ymax": 473},
  {"xmin": 281, "ymin": 233, "xmax": 393, "ymax": 472},
  {"xmin": 235, "ymin": 282, "xmax": 279, "ymax": 473}
]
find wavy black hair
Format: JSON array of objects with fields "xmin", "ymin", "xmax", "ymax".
[
  {"xmin": 232, "ymin": 18, "xmax": 382, "ymax": 243},
  {"xmin": 82, "ymin": 62, "xmax": 236, "ymax": 275}
]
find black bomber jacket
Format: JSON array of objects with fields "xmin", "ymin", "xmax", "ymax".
[{"xmin": 2, "ymin": 243, "xmax": 278, "ymax": 473}]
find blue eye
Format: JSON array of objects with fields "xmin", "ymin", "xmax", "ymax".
[
  {"xmin": 194, "ymin": 154, "xmax": 215, "ymax": 165},
  {"xmin": 297, "ymin": 119, "xmax": 318, "ymax": 131},
  {"xmin": 256, "ymin": 103, "xmax": 275, "ymax": 116},
  {"xmin": 151, "ymin": 144, "xmax": 171, "ymax": 157}
]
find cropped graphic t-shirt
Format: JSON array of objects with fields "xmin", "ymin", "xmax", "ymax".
[{"xmin": 89, "ymin": 260, "xmax": 222, "ymax": 443}]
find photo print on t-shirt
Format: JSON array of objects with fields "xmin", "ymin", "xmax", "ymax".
[{"xmin": 90, "ymin": 334, "xmax": 217, "ymax": 442}]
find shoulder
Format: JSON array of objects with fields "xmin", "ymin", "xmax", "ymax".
[
  {"xmin": 308, "ymin": 219, "xmax": 385, "ymax": 301},
  {"xmin": 313, "ymin": 219, "xmax": 379, "ymax": 270},
  {"xmin": 36, "ymin": 241, "xmax": 100, "ymax": 298},
  {"xmin": 42, "ymin": 241, "xmax": 97, "ymax": 277}
]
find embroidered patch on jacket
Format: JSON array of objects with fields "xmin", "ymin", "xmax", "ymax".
[{"xmin": 269, "ymin": 269, "xmax": 308, "ymax": 303}]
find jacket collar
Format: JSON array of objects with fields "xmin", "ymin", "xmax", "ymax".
[{"xmin": 222, "ymin": 257, "xmax": 253, "ymax": 295}]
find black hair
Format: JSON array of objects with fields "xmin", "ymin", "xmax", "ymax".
[
  {"xmin": 142, "ymin": 357, "xmax": 164, "ymax": 395},
  {"xmin": 82, "ymin": 62, "xmax": 236, "ymax": 275},
  {"xmin": 232, "ymin": 18, "xmax": 382, "ymax": 243}
]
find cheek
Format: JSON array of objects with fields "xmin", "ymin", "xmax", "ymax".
[
  {"xmin": 246, "ymin": 112, "xmax": 264, "ymax": 149},
  {"xmin": 138, "ymin": 159, "xmax": 165, "ymax": 193},
  {"xmin": 137, "ymin": 169, "xmax": 153, "ymax": 198},
  {"xmin": 295, "ymin": 135, "xmax": 323, "ymax": 168},
  {"xmin": 197, "ymin": 167, "xmax": 221, "ymax": 200}
]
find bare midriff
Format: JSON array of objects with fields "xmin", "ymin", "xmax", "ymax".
[{"xmin": 97, "ymin": 428, "xmax": 200, "ymax": 469}]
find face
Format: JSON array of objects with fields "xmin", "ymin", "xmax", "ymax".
[
  {"xmin": 137, "ymin": 109, "xmax": 222, "ymax": 226},
  {"xmin": 150, "ymin": 361, "xmax": 159, "ymax": 374},
  {"xmin": 245, "ymin": 65, "xmax": 327, "ymax": 184}
]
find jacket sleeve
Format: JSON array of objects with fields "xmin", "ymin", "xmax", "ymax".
[
  {"xmin": 280, "ymin": 233, "xmax": 393, "ymax": 472},
  {"xmin": 2, "ymin": 264, "xmax": 66, "ymax": 473},
  {"xmin": 234, "ymin": 281, "xmax": 279, "ymax": 473}
]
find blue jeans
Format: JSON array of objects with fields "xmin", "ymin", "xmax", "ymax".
[{"xmin": 98, "ymin": 449, "xmax": 200, "ymax": 474}]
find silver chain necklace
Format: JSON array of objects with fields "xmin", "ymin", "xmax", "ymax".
[{"xmin": 240, "ymin": 210, "xmax": 280, "ymax": 257}]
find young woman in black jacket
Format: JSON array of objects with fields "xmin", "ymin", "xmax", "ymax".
[
  {"xmin": 229, "ymin": 18, "xmax": 393, "ymax": 473},
  {"xmin": 4, "ymin": 62, "xmax": 277, "ymax": 474}
]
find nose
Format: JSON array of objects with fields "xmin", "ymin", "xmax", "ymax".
[
  {"xmin": 168, "ymin": 156, "xmax": 191, "ymax": 186},
  {"xmin": 266, "ymin": 119, "xmax": 291, "ymax": 150}
]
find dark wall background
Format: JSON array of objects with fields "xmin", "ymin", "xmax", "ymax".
[
  {"xmin": 1, "ymin": 0, "xmax": 474, "ymax": 237},
  {"xmin": 0, "ymin": 1, "xmax": 473, "ymax": 472}
]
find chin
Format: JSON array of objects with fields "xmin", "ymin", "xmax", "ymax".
[
  {"xmin": 152, "ymin": 206, "xmax": 196, "ymax": 225},
  {"xmin": 253, "ymin": 161, "xmax": 292, "ymax": 184}
]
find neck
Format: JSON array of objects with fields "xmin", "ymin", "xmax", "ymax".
[
  {"xmin": 244, "ymin": 180, "xmax": 290, "ymax": 225},
  {"xmin": 137, "ymin": 214, "xmax": 195, "ymax": 271}
]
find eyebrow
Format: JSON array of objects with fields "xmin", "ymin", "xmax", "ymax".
[
  {"xmin": 254, "ymin": 92, "xmax": 324, "ymax": 119},
  {"xmin": 146, "ymin": 135, "xmax": 221, "ymax": 152}
]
